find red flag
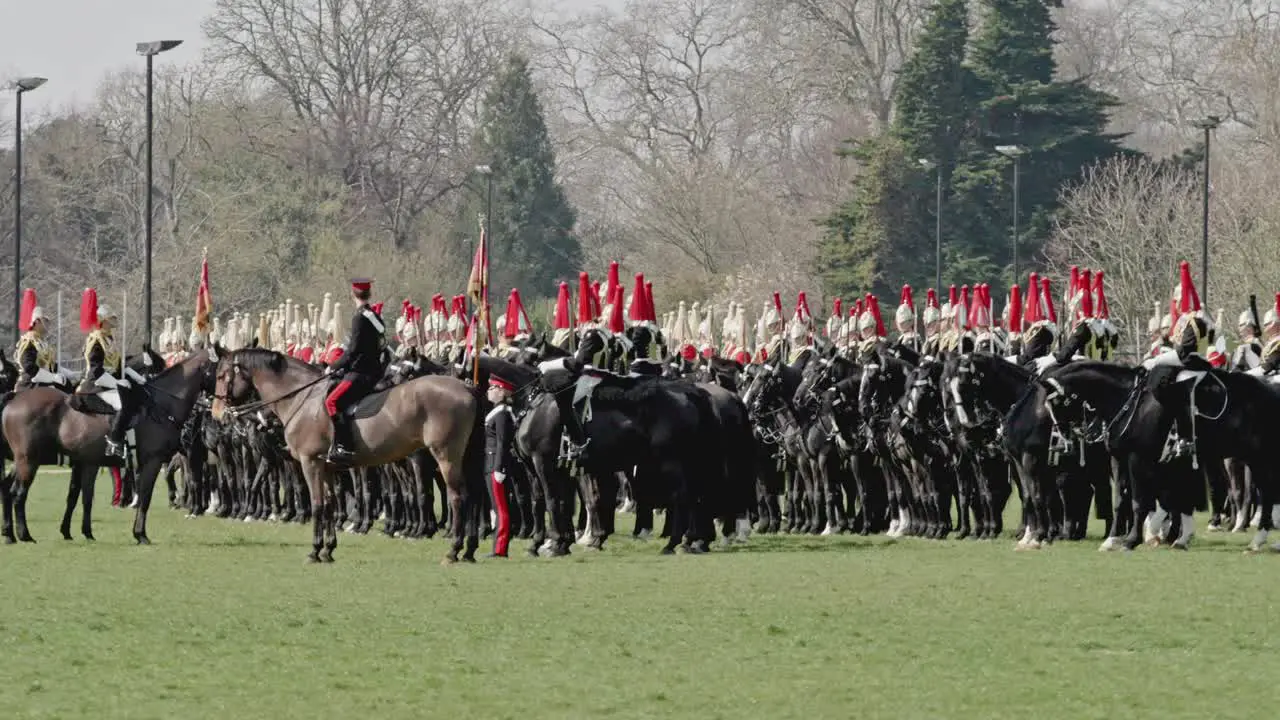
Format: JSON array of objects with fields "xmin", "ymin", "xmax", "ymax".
[
  {"xmin": 467, "ymin": 222, "xmax": 488, "ymax": 306},
  {"xmin": 195, "ymin": 248, "xmax": 212, "ymax": 334}
]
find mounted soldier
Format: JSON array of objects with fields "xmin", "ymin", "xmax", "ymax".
[
  {"xmin": 856, "ymin": 294, "xmax": 887, "ymax": 360},
  {"xmin": 324, "ymin": 278, "xmax": 388, "ymax": 466},
  {"xmin": 786, "ymin": 292, "xmax": 814, "ymax": 364},
  {"xmin": 1253, "ymin": 293, "xmax": 1280, "ymax": 376},
  {"xmin": 825, "ymin": 297, "xmax": 844, "ymax": 349},
  {"xmin": 1019, "ymin": 273, "xmax": 1058, "ymax": 368},
  {"xmin": 1091, "ymin": 270, "xmax": 1117, "ymax": 361},
  {"xmin": 13, "ymin": 289, "xmax": 60, "ymax": 389},
  {"xmin": 696, "ymin": 303, "xmax": 716, "ymax": 359},
  {"xmin": 893, "ymin": 285, "xmax": 921, "ymax": 355},
  {"xmin": 842, "ymin": 299, "xmax": 862, "ymax": 356},
  {"xmin": 754, "ymin": 292, "xmax": 785, "ymax": 364},
  {"xmin": 1003, "ymin": 284, "xmax": 1023, "ymax": 359},
  {"xmin": 920, "ymin": 289, "xmax": 942, "ymax": 358},
  {"xmin": 1142, "ymin": 261, "xmax": 1213, "ymax": 371},
  {"xmin": 550, "ymin": 280, "xmax": 574, "ymax": 351},
  {"xmin": 971, "ymin": 284, "xmax": 1003, "ymax": 355},
  {"xmin": 1233, "ymin": 300, "xmax": 1263, "ymax": 372},
  {"xmin": 721, "ymin": 301, "xmax": 742, "ymax": 359},
  {"xmin": 948, "ymin": 285, "xmax": 975, "ymax": 355},
  {"xmin": 1046, "ymin": 267, "xmax": 1100, "ymax": 368},
  {"xmin": 75, "ymin": 288, "xmax": 145, "ymax": 459}
]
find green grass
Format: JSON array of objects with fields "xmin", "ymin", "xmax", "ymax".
[{"xmin": 2, "ymin": 469, "xmax": 1276, "ymax": 720}]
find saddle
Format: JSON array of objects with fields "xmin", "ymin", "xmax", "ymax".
[
  {"xmin": 334, "ymin": 384, "xmax": 392, "ymax": 419},
  {"xmin": 69, "ymin": 389, "xmax": 119, "ymax": 416}
]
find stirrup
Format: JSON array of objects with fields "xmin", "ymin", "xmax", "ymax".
[{"xmin": 105, "ymin": 438, "xmax": 127, "ymax": 458}]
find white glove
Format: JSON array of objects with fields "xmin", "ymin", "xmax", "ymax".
[
  {"xmin": 493, "ymin": 471, "xmax": 506, "ymax": 484},
  {"xmin": 1033, "ymin": 355, "xmax": 1057, "ymax": 374}
]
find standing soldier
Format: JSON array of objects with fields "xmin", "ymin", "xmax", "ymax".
[
  {"xmin": 13, "ymin": 289, "xmax": 59, "ymax": 388},
  {"xmin": 484, "ymin": 371, "xmax": 517, "ymax": 559},
  {"xmin": 323, "ymin": 278, "xmax": 388, "ymax": 466}
]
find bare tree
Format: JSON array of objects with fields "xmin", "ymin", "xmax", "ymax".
[{"xmin": 204, "ymin": 0, "xmax": 513, "ymax": 247}]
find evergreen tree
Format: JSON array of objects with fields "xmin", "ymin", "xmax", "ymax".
[
  {"xmin": 818, "ymin": 0, "xmax": 977, "ymax": 297},
  {"xmin": 956, "ymin": 0, "xmax": 1130, "ymax": 286},
  {"xmin": 467, "ymin": 54, "xmax": 581, "ymax": 298}
]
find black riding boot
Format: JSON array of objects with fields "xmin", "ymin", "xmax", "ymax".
[
  {"xmin": 106, "ymin": 391, "xmax": 133, "ymax": 459},
  {"xmin": 327, "ymin": 414, "xmax": 356, "ymax": 466}
]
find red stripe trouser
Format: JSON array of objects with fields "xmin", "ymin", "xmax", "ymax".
[
  {"xmin": 491, "ymin": 472, "xmax": 510, "ymax": 556},
  {"xmin": 324, "ymin": 379, "xmax": 353, "ymax": 417}
]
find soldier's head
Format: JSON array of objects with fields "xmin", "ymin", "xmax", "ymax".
[
  {"xmin": 29, "ymin": 306, "xmax": 46, "ymax": 336},
  {"xmin": 350, "ymin": 278, "xmax": 373, "ymax": 307},
  {"xmin": 487, "ymin": 374, "xmax": 514, "ymax": 405},
  {"xmin": 1237, "ymin": 309, "xmax": 1258, "ymax": 341},
  {"xmin": 97, "ymin": 306, "xmax": 117, "ymax": 331}
]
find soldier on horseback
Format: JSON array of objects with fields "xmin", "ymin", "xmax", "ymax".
[
  {"xmin": 13, "ymin": 289, "xmax": 60, "ymax": 389},
  {"xmin": 76, "ymin": 289, "xmax": 144, "ymax": 458},
  {"xmin": 1255, "ymin": 293, "xmax": 1280, "ymax": 375},
  {"xmin": 1019, "ymin": 274, "xmax": 1059, "ymax": 369},
  {"xmin": 1233, "ymin": 302, "xmax": 1263, "ymax": 371},
  {"xmin": 920, "ymin": 288, "xmax": 942, "ymax": 358},
  {"xmin": 324, "ymin": 278, "xmax": 388, "ymax": 466},
  {"xmin": 893, "ymin": 285, "xmax": 921, "ymax": 355},
  {"xmin": 1142, "ymin": 261, "xmax": 1213, "ymax": 372}
]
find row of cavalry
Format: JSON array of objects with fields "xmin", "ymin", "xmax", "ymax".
[{"xmin": 0, "ymin": 301, "xmax": 1275, "ymax": 564}]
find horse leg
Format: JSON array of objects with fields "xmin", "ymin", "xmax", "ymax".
[
  {"xmin": 298, "ymin": 460, "xmax": 326, "ymax": 563},
  {"xmin": 13, "ymin": 459, "xmax": 38, "ymax": 543},
  {"xmin": 0, "ymin": 468, "xmax": 15, "ymax": 544},
  {"xmin": 130, "ymin": 457, "xmax": 167, "ymax": 545},
  {"xmin": 60, "ymin": 462, "xmax": 82, "ymax": 541},
  {"xmin": 78, "ymin": 463, "xmax": 97, "ymax": 541}
]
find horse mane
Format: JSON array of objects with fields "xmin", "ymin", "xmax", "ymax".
[{"xmin": 233, "ymin": 347, "xmax": 316, "ymax": 377}]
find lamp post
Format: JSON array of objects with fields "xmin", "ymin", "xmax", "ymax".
[
  {"xmin": 12, "ymin": 77, "xmax": 47, "ymax": 344},
  {"xmin": 136, "ymin": 39, "xmax": 183, "ymax": 348},
  {"xmin": 918, "ymin": 158, "xmax": 942, "ymax": 291},
  {"xmin": 1192, "ymin": 115, "xmax": 1221, "ymax": 305},
  {"xmin": 996, "ymin": 145, "xmax": 1028, "ymax": 284}
]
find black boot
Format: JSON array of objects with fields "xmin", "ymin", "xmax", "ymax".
[{"xmin": 327, "ymin": 414, "xmax": 356, "ymax": 467}]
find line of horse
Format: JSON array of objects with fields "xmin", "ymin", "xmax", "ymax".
[{"xmin": 1, "ymin": 326, "xmax": 1276, "ymax": 564}]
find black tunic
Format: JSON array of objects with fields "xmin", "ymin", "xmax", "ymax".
[
  {"xmin": 330, "ymin": 304, "xmax": 386, "ymax": 383},
  {"xmin": 484, "ymin": 405, "xmax": 516, "ymax": 476}
]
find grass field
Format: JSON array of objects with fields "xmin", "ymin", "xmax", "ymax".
[{"xmin": 2, "ymin": 469, "xmax": 1276, "ymax": 720}]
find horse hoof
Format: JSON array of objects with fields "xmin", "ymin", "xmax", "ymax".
[
  {"xmin": 306, "ymin": 553, "xmax": 321, "ymax": 564},
  {"xmin": 2, "ymin": 535, "xmax": 15, "ymax": 545},
  {"xmin": 1170, "ymin": 542, "xmax": 1189, "ymax": 551},
  {"xmin": 61, "ymin": 532, "xmax": 73, "ymax": 542},
  {"xmin": 84, "ymin": 534, "xmax": 96, "ymax": 543},
  {"xmin": 441, "ymin": 556, "xmax": 457, "ymax": 566},
  {"xmin": 19, "ymin": 535, "xmax": 35, "ymax": 544},
  {"xmin": 461, "ymin": 555, "xmax": 476, "ymax": 564},
  {"xmin": 321, "ymin": 554, "xmax": 335, "ymax": 563}
]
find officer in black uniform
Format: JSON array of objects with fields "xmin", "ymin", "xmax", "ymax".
[
  {"xmin": 324, "ymin": 278, "xmax": 387, "ymax": 466},
  {"xmin": 484, "ymin": 372, "xmax": 517, "ymax": 558}
]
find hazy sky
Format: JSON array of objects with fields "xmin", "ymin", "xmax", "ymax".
[
  {"xmin": 0, "ymin": 0, "xmax": 215, "ymax": 111},
  {"xmin": 0, "ymin": 0, "xmax": 620, "ymax": 113}
]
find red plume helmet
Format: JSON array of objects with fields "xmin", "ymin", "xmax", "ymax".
[
  {"xmin": 948, "ymin": 285, "xmax": 958, "ymax": 309},
  {"xmin": 832, "ymin": 297, "xmax": 843, "ymax": 319},
  {"xmin": 606, "ymin": 261, "xmax": 620, "ymax": 305},
  {"xmin": 628, "ymin": 273, "xmax": 647, "ymax": 323},
  {"xmin": 19, "ymin": 289, "xmax": 37, "ymax": 332},
  {"xmin": 1178, "ymin": 260, "xmax": 1200, "ymax": 313},
  {"xmin": 1078, "ymin": 269, "xmax": 1093, "ymax": 319},
  {"xmin": 796, "ymin": 291, "xmax": 812, "ymax": 322},
  {"xmin": 1093, "ymin": 271, "xmax": 1108, "ymax": 319},
  {"xmin": 926, "ymin": 288, "xmax": 938, "ymax": 309},
  {"xmin": 607, "ymin": 285, "xmax": 625, "ymax": 333},
  {"xmin": 871, "ymin": 295, "xmax": 886, "ymax": 337},
  {"xmin": 1041, "ymin": 277, "xmax": 1057, "ymax": 324},
  {"xmin": 901, "ymin": 284, "xmax": 914, "ymax": 310},
  {"xmin": 576, "ymin": 272, "xmax": 593, "ymax": 325},
  {"xmin": 958, "ymin": 285, "xmax": 971, "ymax": 329},
  {"xmin": 589, "ymin": 281, "xmax": 602, "ymax": 319},
  {"xmin": 1068, "ymin": 266, "xmax": 1080, "ymax": 301},
  {"xmin": 851, "ymin": 299, "xmax": 863, "ymax": 318},
  {"xmin": 1009, "ymin": 284, "xmax": 1023, "ymax": 332},
  {"xmin": 80, "ymin": 288, "xmax": 99, "ymax": 333},
  {"xmin": 555, "ymin": 281, "xmax": 572, "ymax": 330},
  {"xmin": 1024, "ymin": 273, "xmax": 1042, "ymax": 325},
  {"xmin": 645, "ymin": 281, "xmax": 656, "ymax": 323}
]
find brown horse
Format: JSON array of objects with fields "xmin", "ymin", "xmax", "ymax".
[
  {"xmin": 0, "ymin": 349, "xmax": 214, "ymax": 544},
  {"xmin": 211, "ymin": 348, "xmax": 481, "ymax": 563}
]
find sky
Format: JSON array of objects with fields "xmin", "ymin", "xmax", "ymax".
[
  {"xmin": 0, "ymin": 0, "xmax": 622, "ymax": 114},
  {"xmin": 0, "ymin": 0, "xmax": 216, "ymax": 112}
]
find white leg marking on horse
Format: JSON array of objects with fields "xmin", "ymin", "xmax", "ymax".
[
  {"xmin": 1249, "ymin": 529, "xmax": 1269, "ymax": 552},
  {"xmin": 735, "ymin": 516, "xmax": 751, "ymax": 542},
  {"xmin": 1172, "ymin": 514, "xmax": 1194, "ymax": 549},
  {"xmin": 637, "ymin": 528, "xmax": 651, "ymax": 541},
  {"xmin": 1098, "ymin": 536, "xmax": 1119, "ymax": 552}
]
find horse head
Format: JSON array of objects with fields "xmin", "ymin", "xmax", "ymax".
[{"xmin": 212, "ymin": 347, "xmax": 288, "ymax": 420}]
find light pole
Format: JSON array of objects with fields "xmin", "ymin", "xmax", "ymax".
[
  {"xmin": 136, "ymin": 39, "xmax": 183, "ymax": 348},
  {"xmin": 918, "ymin": 158, "xmax": 942, "ymax": 291},
  {"xmin": 996, "ymin": 145, "xmax": 1028, "ymax": 284},
  {"xmin": 12, "ymin": 77, "xmax": 47, "ymax": 345},
  {"xmin": 1192, "ymin": 115, "xmax": 1221, "ymax": 306}
]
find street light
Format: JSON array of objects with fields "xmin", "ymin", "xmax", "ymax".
[
  {"xmin": 1192, "ymin": 115, "xmax": 1221, "ymax": 306},
  {"xmin": 12, "ymin": 76, "xmax": 47, "ymax": 345},
  {"xmin": 996, "ymin": 145, "xmax": 1028, "ymax": 284},
  {"xmin": 136, "ymin": 39, "xmax": 183, "ymax": 348},
  {"xmin": 918, "ymin": 158, "xmax": 942, "ymax": 291}
]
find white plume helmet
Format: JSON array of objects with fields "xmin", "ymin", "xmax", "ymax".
[
  {"xmin": 687, "ymin": 301, "xmax": 701, "ymax": 342},
  {"xmin": 698, "ymin": 304, "xmax": 714, "ymax": 347},
  {"xmin": 173, "ymin": 316, "xmax": 186, "ymax": 347},
  {"xmin": 1238, "ymin": 309, "xmax": 1255, "ymax": 327},
  {"xmin": 210, "ymin": 316, "xmax": 223, "ymax": 345},
  {"xmin": 224, "ymin": 315, "xmax": 240, "ymax": 351},
  {"xmin": 320, "ymin": 293, "xmax": 332, "ymax": 334},
  {"xmin": 1148, "ymin": 301, "xmax": 1161, "ymax": 334},
  {"xmin": 721, "ymin": 301, "xmax": 737, "ymax": 343}
]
